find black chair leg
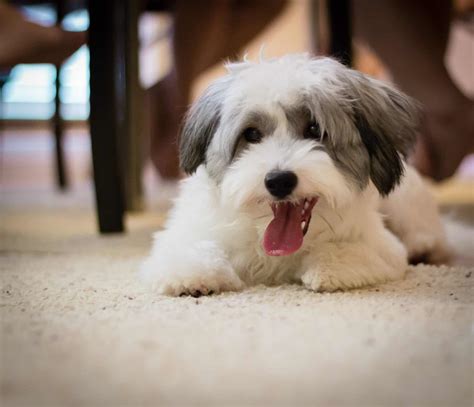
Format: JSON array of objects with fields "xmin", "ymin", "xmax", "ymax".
[
  {"xmin": 327, "ymin": 0, "xmax": 353, "ymax": 67},
  {"xmin": 88, "ymin": 0, "xmax": 126, "ymax": 233},
  {"xmin": 54, "ymin": 65, "xmax": 67, "ymax": 189},
  {"xmin": 54, "ymin": 1, "xmax": 67, "ymax": 190},
  {"xmin": 121, "ymin": 0, "xmax": 143, "ymax": 212}
]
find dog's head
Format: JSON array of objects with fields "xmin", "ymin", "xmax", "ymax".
[{"xmin": 180, "ymin": 54, "xmax": 420, "ymax": 256}]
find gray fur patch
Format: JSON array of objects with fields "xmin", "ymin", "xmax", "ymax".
[
  {"xmin": 179, "ymin": 76, "xmax": 232, "ymax": 174},
  {"xmin": 341, "ymin": 69, "xmax": 420, "ymax": 195},
  {"xmin": 232, "ymin": 110, "xmax": 277, "ymax": 158},
  {"xmin": 206, "ymin": 109, "xmax": 278, "ymax": 181},
  {"xmin": 242, "ymin": 110, "xmax": 277, "ymax": 135},
  {"xmin": 356, "ymin": 115, "xmax": 404, "ymax": 196},
  {"xmin": 325, "ymin": 140, "xmax": 371, "ymax": 190},
  {"xmin": 282, "ymin": 100, "xmax": 371, "ymax": 190},
  {"xmin": 306, "ymin": 58, "xmax": 420, "ymax": 194},
  {"xmin": 284, "ymin": 105, "xmax": 312, "ymax": 135}
]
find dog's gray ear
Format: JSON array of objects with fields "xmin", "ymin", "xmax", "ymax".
[
  {"xmin": 356, "ymin": 114, "xmax": 405, "ymax": 196},
  {"xmin": 345, "ymin": 71, "xmax": 421, "ymax": 195},
  {"xmin": 179, "ymin": 77, "xmax": 230, "ymax": 174}
]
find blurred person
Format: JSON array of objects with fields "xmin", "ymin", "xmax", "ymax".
[
  {"xmin": 354, "ymin": 0, "xmax": 474, "ymax": 181},
  {"xmin": 147, "ymin": 0, "xmax": 287, "ymax": 180},
  {"xmin": 0, "ymin": 2, "xmax": 85, "ymax": 68}
]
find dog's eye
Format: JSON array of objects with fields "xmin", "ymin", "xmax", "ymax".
[
  {"xmin": 242, "ymin": 127, "xmax": 263, "ymax": 143},
  {"xmin": 304, "ymin": 121, "xmax": 322, "ymax": 140}
]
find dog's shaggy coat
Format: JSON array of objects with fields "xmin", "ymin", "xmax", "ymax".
[{"xmin": 141, "ymin": 54, "xmax": 447, "ymax": 296}]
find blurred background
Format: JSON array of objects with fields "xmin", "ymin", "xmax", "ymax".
[{"xmin": 0, "ymin": 0, "xmax": 473, "ymax": 228}]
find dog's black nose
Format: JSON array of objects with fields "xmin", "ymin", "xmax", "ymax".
[{"xmin": 264, "ymin": 170, "xmax": 298, "ymax": 199}]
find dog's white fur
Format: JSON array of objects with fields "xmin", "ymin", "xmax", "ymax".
[{"xmin": 141, "ymin": 54, "xmax": 448, "ymax": 296}]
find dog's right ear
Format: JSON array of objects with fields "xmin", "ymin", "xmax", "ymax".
[{"xmin": 179, "ymin": 77, "xmax": 230, "ymax": 174}]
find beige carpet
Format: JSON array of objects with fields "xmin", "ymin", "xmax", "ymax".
[{"xmin": 1, "ymin": 188, "xmax": 473, "ymax": 407}]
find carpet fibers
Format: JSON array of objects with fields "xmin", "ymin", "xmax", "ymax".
[{"xmin": 1, "ymin": 190, "xmax": 473, "ymax": 406}]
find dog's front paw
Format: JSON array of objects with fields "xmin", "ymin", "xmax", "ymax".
[
  {"xmin": 152, "ymin": 267, "xmax": 243, "ymax": 297},
  {"xmin": 300, "ymin": 257, "xmax": 394, "ymax": 292},
  {"xmin": 140, "ymin": 240, "xmax": 243, "ymax": 297},
  {"xmin": 301, "ymin": 267, "xmax": 342, "ymax": 292},
  {"xmin": 299, "ymin": 241, "xmax": 406, "ymax": 292}
]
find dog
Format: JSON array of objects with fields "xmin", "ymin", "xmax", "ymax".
[{"xmin": 141, "ymin": 54, "xmax": 448, "ymax": 296}]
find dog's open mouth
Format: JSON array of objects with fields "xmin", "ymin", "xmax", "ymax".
[{"xmin": 263, "ymin": 197, "xmax": 318, "ymax": 256}]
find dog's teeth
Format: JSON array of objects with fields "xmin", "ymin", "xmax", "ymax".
[
  {"xmin": 304, "ymin": 201, "xmax": 309, "ymax": 210},
  {"xmin": 301, "ymin": 221, "xmax": 305, "ymax": 230},
  {"xmin": 301, "ymin": 209, "xmax": 305, "ymax": 216}
]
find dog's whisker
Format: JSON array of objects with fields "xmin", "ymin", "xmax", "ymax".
[{"xmin": 317, "ymin": 214, "xmax": 336, "ymax": 235}]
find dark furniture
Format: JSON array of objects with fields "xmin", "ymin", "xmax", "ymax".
[
  {"xmin": 327, "ymin": 0, "xmax": 352, "ymax": 66},
  {"xmin": 310, "ymin": 0, "xmax": 353, "ymax": 67},
  {"xmin": 7, "ymin": 1, "xmax": 73, "ymax": 190},
  {"xmin": 54, "ymin": 0, "xmax": 68, "ymax": 189},
  {"xmin": 88, "ymin": 0, "xmax": 142, "ymax": 233}
]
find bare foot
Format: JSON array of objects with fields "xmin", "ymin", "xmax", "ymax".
[
  {"xmin": 147, "ymin": 73, "xmax": 183, "ymax": 181},
  {"xmin": 0, "ymin": 4, "xmax": 86, "ymax": 68},
  {"xmin": 412, "ymin": 102, "xmax": 474, "ymax": 181}
]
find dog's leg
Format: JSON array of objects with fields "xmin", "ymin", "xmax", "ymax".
[
  {"xmin": 380, "ymin": 165, "xmax": 450, "ymax": 264},
  {"xmin": 300, "ymin": 228, "xmax": 407, "ymax": 292},
  {"xmin": 140, "ymin": 169, "xmax": 243, "ymax": 296},
  {"xmin": 141, "ymin": 239, "xmax": 243, "ymax": 297}
]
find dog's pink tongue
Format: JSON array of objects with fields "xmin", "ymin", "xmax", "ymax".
[{"xmin": 263, "ymin": 202, "xmax": 304, "ymax": 256}]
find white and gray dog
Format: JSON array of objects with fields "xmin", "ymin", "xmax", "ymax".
[{"xmin": 141, "ymin": 54, "xmax": 448, "ymax": 296}]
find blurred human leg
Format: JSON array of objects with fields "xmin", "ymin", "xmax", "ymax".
[{"xmin": 354, "ymin": 0, "xmax": 473, "ymax": 180}]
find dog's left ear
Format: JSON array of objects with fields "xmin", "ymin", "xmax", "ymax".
[{"xmin": 344, "ymin": 70, "xmax": 421, "ymax": 196}]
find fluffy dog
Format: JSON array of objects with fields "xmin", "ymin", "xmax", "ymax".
[{"xmin": 141, "ymin": 54, "xmax": 448, "ymax": 296}]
